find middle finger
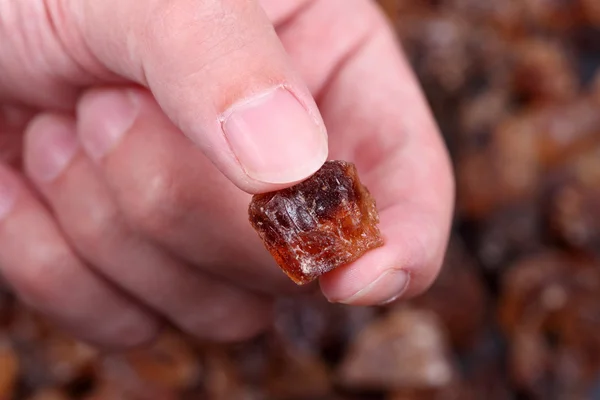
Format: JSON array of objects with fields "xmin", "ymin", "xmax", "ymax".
[{"xmin": 75, "ymin": 87, "xmax": 303, "ymax": 294}]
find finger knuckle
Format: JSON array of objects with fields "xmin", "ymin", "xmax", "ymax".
[
  {"xmin": 71, "ymin": 204, "xmax": 121, "ymax": 252},
  {"xmin": 14, "ymin": 247, "xmax": 75, "ymax": 308},
  {"xmin": 98, "ymin": 316, "xmax": 160, "ymax": 351},
  {"xmin": 141, "ymin": 0, "xmax": 254, "ymax": 79},
  {"xmin": 123, "ymin": 168, "xmax": 185, "ymax": 236},
  {"xmin": 180, "ymin": 299, "xmax": 270, "ymax": 343}
]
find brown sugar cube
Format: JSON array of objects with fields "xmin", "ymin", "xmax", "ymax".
[
  {"xmin": 266, "ymin": 340, "xmax": 332, "ymax": 399},
  {"xmin": 581, "ymin": 0, "xmax": 600, "ymax": 26},
  {"xmin": 548, "ymin": 146, "xmax": 600, "ymax": 257},
  {"xmin": 124, "ymin": 331, "xmax": 200, "ymax": 390},
  {"xmin": 27, "ymin": 388, "xmax": 71, "ymax": 400},
  {"xmin": 409, "ymin": 237, "xmax": 488, "ymax": 350},
  {"xmin": 249, "ymin": 160, "xmax": 383, "ymax": 285},
  {"xmin": 337, "ymin": 308, "xmax": 455, "ymax": 391},
  {"xmin": 0, "ymin": 340, "xmax": 18, "ymax": 400},
  {"xmin": 511, "ymin": 38, "xmax": 578, "ymax": 103}
]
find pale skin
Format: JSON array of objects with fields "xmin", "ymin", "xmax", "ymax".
[{"xmin": 0, "ymin": 0, "xmax": 454, "ymax": 348}]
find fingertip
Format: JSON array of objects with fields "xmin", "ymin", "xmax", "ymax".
[
  {"xmin": 24, "ymin": 113, "xmax": 79, "ymax": 184},
  {"xmin": 182, "ymin": 295, "xmax": 274, "ymax": 344},
  {"xmin": 88, "ymin": 310, "xmax": 162, "ymax": 351},
  {"xmin": 76, "ymin": 87, "xmax": 139, "ymax": 162},
  {"xmin": 209, "ymin": 306, "xmax": 273, "ymax": 344},
  {"xmin": 319, "ymin": 205, "xmax": 447, "ymax": 306},
  {"xmin": 320, "ymin": 253, "xmax": 444, "ymax": 307},
  {"xmin": 322, "ymin": 268, "xmax": 410, "ymax": 306}
]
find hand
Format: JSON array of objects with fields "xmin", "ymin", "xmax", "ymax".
[{"xmin": 0, "ymin": 0, "xmax": 454, "ymax": 348}]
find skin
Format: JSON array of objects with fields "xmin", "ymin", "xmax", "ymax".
[{"xmin": 0, "ymin": 0, "xmax": 454, "ymax": 348}]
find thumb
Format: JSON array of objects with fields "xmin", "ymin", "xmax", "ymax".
[{"xmin": 73, "ymin": 0, "xmax": 328, "ymax": 192}]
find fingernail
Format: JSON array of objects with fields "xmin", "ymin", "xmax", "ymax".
[
  {"xmin": 78, "ymin": 89, "xmax": 139, "ymax": 161},
  {"xmin": 338, "ymin": 269, "xmax": 410, "ymax": 305},
  {"xmin": 27, "ymin": 118, "xmax": 79, "ymax": 182},
  {"xmin": 221, "ymin": 87, "xmax": 328, "ymax": 184}
]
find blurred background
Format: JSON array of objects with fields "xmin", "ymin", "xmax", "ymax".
[{"xmin": 2, "ymin": 0, "xmax": 600, "ymax": 399}]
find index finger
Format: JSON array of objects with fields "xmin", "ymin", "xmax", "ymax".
[{"xmin": 270, "ymin": 0, "xmax": 455, "ymax": 304}]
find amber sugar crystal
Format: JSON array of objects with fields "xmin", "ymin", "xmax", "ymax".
[{"xmin": 249, "ymin": 160, "xmax": 384, "ymax": 285}]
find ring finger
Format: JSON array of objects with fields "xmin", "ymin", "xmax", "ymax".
[{"xmin": 24, "ymin": 113, "xmax": 272, "ymax": 342}]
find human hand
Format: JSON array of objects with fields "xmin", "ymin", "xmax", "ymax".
[{"xmin": 0, "ymin": 0, "xmax": 454, "ymax": 348}]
